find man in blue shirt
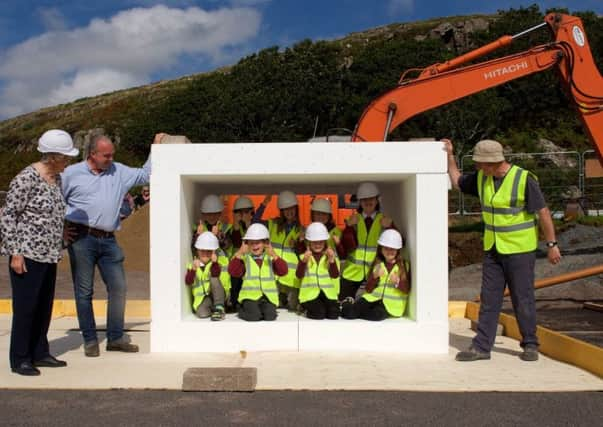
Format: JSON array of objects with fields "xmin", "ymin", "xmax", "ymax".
[{"xmin": 62, "ymin": 132, "xmax": 164, "ymax": 357}]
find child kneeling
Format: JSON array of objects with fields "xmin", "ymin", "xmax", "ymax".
[
  {"xmin": 297, "ymin": 222, "xmax": 340, "ymax": 319},
  {"xmin": 228, "ymin": 223, "xmax": 288, "ymax": 321},
  {"xmin": 185, "ymin": 232, "xmax": 227, "ymax": 320},
  {"xmin": 341, "ymin": 229, "xmax": 410, "ymax": 321}
]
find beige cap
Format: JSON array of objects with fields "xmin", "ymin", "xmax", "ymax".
[{"xmin": 472, "ymin": 139, "xmax": 505, "ymax": 163}]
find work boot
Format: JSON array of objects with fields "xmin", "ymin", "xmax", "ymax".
[
  {"xmin": 84, "ymin": 341, "xmax": 100, "ymax": 357},
  {"xmin": 455, "ymin": 346, "xmax": 491, "ymax": 361},
  {"xmin": 211, "ymin": 304, "xmax": 226, "ymax": 321},
  {"xmin": 34, "ymin": 355, "xmax": 67, "ymax": 368},
  {"xmin": 106, "ymin": 338, "xmax": 139, "ymax": 353},
  {"xmin": 519, "ymin": 345, "xmax": 539, "ymax": 362}
]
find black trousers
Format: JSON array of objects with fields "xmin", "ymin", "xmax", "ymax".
[
  {"xmin": 473, "ymin": 250, "xmax": 538, "ymax": 352},
  {"xmin": 338, "ymin": 278, "xmax": 364, "ymax": 300},
  {"xmin": 301, "ymin": 291, "xmax": 340, "ymax": 319},
  {"xmin": 230, "ymin": 277, "xmax": 242, "ymax": 309},
  {"xmin": 341, "ymin": 298, "xmax": 388, "ymax": 321},
  {"xmin": 238, "ymin": 296, "xmax": 277, "ymax": 321},
  {"xmin": 9, "ymin": 257, "xmax": 56, "ymax": 369}
]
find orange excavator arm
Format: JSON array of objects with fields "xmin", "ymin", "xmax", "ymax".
[{"xmin": 352, "ymin": 13, "xmax": 603, "ymax": 163}]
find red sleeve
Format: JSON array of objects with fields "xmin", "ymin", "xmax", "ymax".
[
  {"xmin": 210, "ymin": 262, "xmax": 221, "ymax": 277},
  {"xmin": 228, "ymin": 258, "xmax": 245, "ymax": 278},
  {"xmin": 340, "ymin": 225, "xmax": 357, "ymax": 258},
  {"xmin": 184, "ymin": 269, "xmax": 196, "ymax": 286},
  {"xmin": 231, "ymin": 228, "xmax": 242, "ymax": 248},
  {"xmin": 365, "ymin": 269, "xmax": 378, "ymax": 293},
  {"xmin": 272, "ymin": 257, "xmax": 288, "ymax": 276},
  {"xmin": 328, "ymin": 261, "xmax": 339, "ymax": 278},
  {"xmin": 296, "ymin": 259, "xmax": 307, "ymax": 279}
]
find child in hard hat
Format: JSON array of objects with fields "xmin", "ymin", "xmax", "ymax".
[
  {"xmin": 228, "ymin": 196, "xmax": 255, "ymax": 310},
  {"xmin": 341, "ymin": 229, "xmax": 410, "ymax": 320},
  {"xmin": 190, "ymin": 195, "xmax": 233, "ymax": 304},
  {"xmin": 185, "ymin": 232, "xmax": 228, "ymax": 320},
  {"xmin": 339, "ymin": 182, "xmax": 395, "ymax": 301},
  {"xmin": 296, "ymin": 222, "xmax": 341, "ymax": 320},
  {"xmin": 253, "ymin": 191, "xmax": 303, "ymax": 312},
  {"xmin": 228, "ymin": 223, "xmax": 288, "ymax": 321},
  {"xmin": 302, "ymin": 198, "xmax": 343, "ymax": 252}
]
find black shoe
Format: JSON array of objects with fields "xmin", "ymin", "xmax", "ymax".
[
  {"xmin": 34, "ymin": 355, "xmax": 67, "ymax": 368},
  {"xmin": 11, "ymin": 362, "xmax": 41, "ymax": 376},
  {"xmin": 107, "ymin": 339, "xmax": 139, "ymax": 353},
  {"xmin": 520, "ymin": 345, "xmax": 539, "ymax": 362},
  {"xmin": 455, "ymin": 346, "xmax": 491, "ymax": 362}
]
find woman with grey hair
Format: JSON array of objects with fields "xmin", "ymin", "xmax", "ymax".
[{"xmin": 0, "ymin": 129, "xmax": 79, "ymax": 376}]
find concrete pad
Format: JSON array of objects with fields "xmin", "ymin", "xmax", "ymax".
[
  {"xmin": 1, "ymin": 315, "xmax": 601, "ymax": 391},
  {"xmin": 182, "ymin": 367, "xmax": 257, "ymax": 391}
]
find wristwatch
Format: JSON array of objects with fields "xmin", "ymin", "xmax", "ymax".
[{"xmin": 545, "ymin": 241, "xmax": 558, "ymax": 248}]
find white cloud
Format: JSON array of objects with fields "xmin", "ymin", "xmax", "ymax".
[
  {"xmin": 388, "ymin": 0, "xmax": 414, "ymax": 16},
  {"xmin": 0, "ymin": 4, "xmax": 261, "ymax": 119},
  {"xmin": 37, "ymin": 7, "xmax": 69, "ymax": 31}
]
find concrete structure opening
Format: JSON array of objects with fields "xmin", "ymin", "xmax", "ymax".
[{"xmin": 151, "ymin": 142, "xmax": 449, "ymax": 353}]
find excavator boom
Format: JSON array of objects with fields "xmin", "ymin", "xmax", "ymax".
[{"xmin": 352, "ymin": 13, "xmax": 603, "ymax": 163}]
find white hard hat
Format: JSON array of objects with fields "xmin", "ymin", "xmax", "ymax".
[
  {"xmin": 277, "ymin": 190, "xmax": 298, "ymax": 209},
  {"xmin": 356, "ymin": 182, "xmax": 380, "ymax": 200},
  {"xmin": 194, "ymin": 231, "xmax": 219, "ymax": 250},
  {"xmin": 37, "ymin": 129, "xmax": 79, "ymax": 156},
  {"xmin": 234, "ymin": 196, "xmax": 254, "ymax": 211},
  {"xmin": 243, "ymin": 223, "xmax": 270, "ymax": 240},
  {"xmin": 305, "ymin": 222, "xmax": 330, "ymax": 241},
  {"xmin": 311, "ymin": 198, "xmax": 332, "ymax": 214},
  {"xmin": 201, "ymin": 194, "xmax": 224, "ymax": 213},
  {"xmin": 377, "ymin": 229, "xmax": 403, "ymax": 249}
]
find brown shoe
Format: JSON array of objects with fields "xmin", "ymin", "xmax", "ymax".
[
  {"xmin": 84, "ymin": 342, "xmax": 100, "ymax": 357},
  {"xmin": 106, "ymin": 339, "xmax": 139, "ymax": 353}
]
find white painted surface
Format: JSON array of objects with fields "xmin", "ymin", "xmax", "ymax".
[{"xmin": 150, "ymin": 141, "xmax": 449, "ymax": 353}]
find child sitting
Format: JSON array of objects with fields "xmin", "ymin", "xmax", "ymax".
[
  {"xmin": 228, "ymin": 223, "xmax": 288, "ymax": 321},
  {"xmin": 184, "ymin": 232, "xmax": 227, "ymax": 320},
  {"xmin": 296, "ymin": 222, "xmax": 341, "ymax": 320},
  {"xmin": 341, "ymin": 229, "xmax": 410, "ymax": 321}
]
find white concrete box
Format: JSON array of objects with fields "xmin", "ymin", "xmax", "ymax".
[{"xmin": 150, "ymin": 142, "xmax": 449, "ymax": 353}]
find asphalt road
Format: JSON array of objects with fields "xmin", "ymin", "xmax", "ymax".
[{"xmin": 1, "ymin": 390, "xmax": 601, "ymax": 426}]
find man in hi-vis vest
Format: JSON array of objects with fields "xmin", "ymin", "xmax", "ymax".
[{"xmin": 445, "ymin": 139, "xmax": 561, "ymax": 362}]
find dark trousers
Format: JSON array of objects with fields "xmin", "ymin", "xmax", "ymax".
[
  {"xmin": 341, "ymin": 298, "xmax": 388, "ymax": 321},
  {"xmin": 339, "ymin": 278, "xmax": 364, "ymax": 301},
  {"xmin": 9, "ymin": 257, "xmax": 56, "ymax": 369},
  {"xmin": 230, "ymin": 277, "xmax": 242, "ymax": 309},
  {"xmin": 302, "ymin": 292, "xmax": 340, "ymax": 319},
  {"xmin": 474, "ymin": 250, "xmax": 538, "ymax": 352},
  {"xmin": 238, "ymin": 296, "xmax": 277, "ymax": 321}
]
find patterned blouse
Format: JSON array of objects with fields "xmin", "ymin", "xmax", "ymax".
[{"xmin": 0, "ymin": 165, "xmax": 66, "ymax": 263}]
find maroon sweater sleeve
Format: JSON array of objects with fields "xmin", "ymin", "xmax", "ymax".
[
  {"xmin": 365, "ymin": 269, "xmax": 378, "ymax": 293},
  {"xmin": 295, "ymin": 239, "xmax": 307, "ymax": 255},
  {"xmin": 296, "ymin": 259, "xmax": 307, "ymax": 279},
  {"xmin": 328, "ymin": 260, "xmax": 339, "ymax": 278},
  {"xmin": 272, "ymin": 257, "xmax": 288, "ymax": 276},
  {"xmin": 340, "ymin": 225, "xmax": 357, "ymax": 259},
  {"xmin": 185, "ymin": 268, "xmax": 196, "ymax": 286},
  {"xmin": 210, "ymin": 262, "xmax": 221, "ymax": 277},
  {"xmin": 231, "ymin": 227, "xmax": 242, "ymax": 249},
  {"xmin": 228, "ymin": 258, "xmax": 245, "ymax": 278}
]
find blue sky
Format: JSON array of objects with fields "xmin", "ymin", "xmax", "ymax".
[{"xmin": 0, "ymin": 0, "xmax": 601, "ymax": 119}]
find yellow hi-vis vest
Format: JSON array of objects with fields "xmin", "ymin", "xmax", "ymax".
[
  {"xmin": 187, "ymin": 262, "xmax": 215, "ymax": 311},
  {"xmin": 268, "ymin": 219, "xmax": 301, "ymax": 288},
  {"xmin": 362, "ymin": 262, "xmax": 409, "ymax": 317},
  {"xmin": 237, "ymin": 254, "xmax": 279, "ymax": 306},
  {"xmin": 298, "ymin": 253, "xmax": 340, "ymax": 303},
  {"xmin": 477, "ymin": 165, "xmax": 538, "ymax": 254},
  {"xmin": 195, "ymin": 223, "xmax": 232, "ymax": 290},
  {"xmin": 342, "ymin": 213, "xmax": 383, "ymax": 282}
]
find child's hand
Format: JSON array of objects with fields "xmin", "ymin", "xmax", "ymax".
[
  {"xmin": 346, "ymin": 215, "xmax": 358, "ymax": 226},
  {"xmin": 390, "ymin": 272, "xmax": 400, "ymax": 285},
  {"xmin": 211, "ymin": 252, "xmax": 218, "ymax": 264},
  {"xmin": 373, "ymin": 264, "xmax": 385, "ymax": 278},
  {"xmin": 298, "ymin": 230, "xmax": 305, "ymax": 242},
  {"xmin": 193, "ymin": 259, "xmax": 201, "ymax": 270},
  {"xmin": 302, "ymin": 249, "xmax": 312, "ymax": 263},
  {"xmin": 236, "ymin": 243, "xmax": 248, "ymax": 258},
  {"xmin": 196, "ymin": 223, "xmax": 204, "ymax": 234},
  {"xmin": 381, "ymin": 215, "xmax": 393, "ymax": 228},
  {"xmin": 267, "ymin": 243, "xmax": 277, "ymax": 259},
  {"xmin": 331, "ymin": 234, "xmax": 340, "ymax": 246},
  {"xmin": 326, "ymin": 247, "xmax": 335, "ymax": 263}
]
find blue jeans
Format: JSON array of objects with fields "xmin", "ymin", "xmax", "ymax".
[{"xmin": 68, "ymin": 235, "xmax": 127, "ymax": 343}]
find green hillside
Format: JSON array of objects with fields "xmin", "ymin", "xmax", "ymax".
[{"xmin": 0, "ymin": 5, "xmax": 601, "ymax": 188}]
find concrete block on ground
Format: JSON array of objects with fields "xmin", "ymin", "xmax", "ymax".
[
  {"xmin": 182, "ymin": 367, "xmax": 257, "ymax": 392},
  {"xmin": 471, "ymin": 320, "xmax": 504, "ymax": 336}
]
